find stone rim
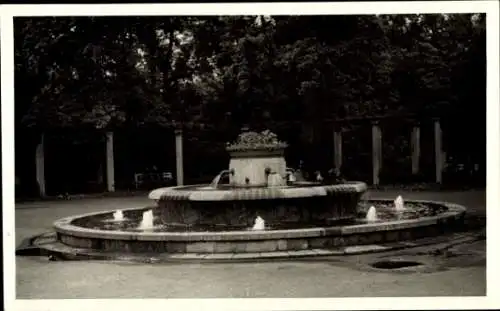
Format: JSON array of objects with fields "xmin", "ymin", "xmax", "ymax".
[
  {"xmin": 28, "ymin": 231, "xmax": 480, "ymax": 262},
  {"xmin": 148, "ymin": 181, "xmax": 368, "ymax": 201}
]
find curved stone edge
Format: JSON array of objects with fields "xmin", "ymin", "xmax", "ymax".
[
  {"xmin": 34, "ymin": 231, "xmax": 478, "ymax": 263},
  {"xmin": 148, "ymin": 182, "xmax": 368, "ymax": 201},
  {"xmin": 53, "ymin": 199, "xmax": 466, "ymax": 243}
]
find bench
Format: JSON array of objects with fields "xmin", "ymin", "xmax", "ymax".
[{"xmin": 134, "ymin": 172, "xmax": 173, "ymax": 189}]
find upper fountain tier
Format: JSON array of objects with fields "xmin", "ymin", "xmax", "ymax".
[
  {"xmin": 149, "ymin": 129, "xmax": 367, "ymax": 205},
  {"xmin": 148, "ymin": 129, "xmax": 367, "ymax": 225},
  {"xmin": 225, "ymin": 130, "xmax": 289, "ymax": 187}
]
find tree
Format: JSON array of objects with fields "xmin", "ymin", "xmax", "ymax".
[{"xmin": 15, "ymin": 17, "xmax": 154, "ymax": 131}]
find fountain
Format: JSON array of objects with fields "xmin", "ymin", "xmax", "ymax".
[
  {"xmin": 366, "ymin": 206, "xmax": 378, "ymax": 222},
  {"xmin": 147, "ymin": 130, "xmax": 367, "ymax": 228},
  {"xmin": 113, "ymin": 210, "xmax": 124, "ymax": 221},
  {"xmin": 41, "ymin": 129, "xmax": 468, "ymax": 261},
  {"xmin": 267, "ymin": 171, "xmax": 285, "ymax": 187},
  {"xmin": 315, "ymin": 171, "xmax": 324, "ymax": 182},
  {"xmin": 252, "ymin": 216, "xmax": 266, "ymax": 231},
  {"xmin": 209, "ymin": 173, "xmax": 224, "ymax": 188},
  {"xmin": 286, "ymin": 168, "xmax": 297, "ymax": 183},
  {"xmin": 138, "ymin": 210, "xmax": 154, "ymax": 230},
  {"xmin": 209, "ymin": 169, "xmax": 234, "ymax": 188},
  {"xmin": 102, "ymin": 210, "xmax": 127, "ymax": 223},
  {"xmin": 394, "ymin": 195, "xmax": 405, "ymax": 212}
]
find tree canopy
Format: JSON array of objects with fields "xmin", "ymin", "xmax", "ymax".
[
  {"xmin": 15, "ymin": 14, "xmax": 485, "ymax": 137},
  {"xmin": 14, "ymin": 14, "xmax": 486, "ymax": 193}
]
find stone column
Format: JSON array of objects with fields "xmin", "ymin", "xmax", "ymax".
[
  {"xmin": 106, "ymin": 132, "xmax": 115, "ymax": 192},
  {"xmin": 434, "ymin": 119, "xmax": 443, "ymax": 184},
  {"xmin": 175, "ymin": 128, "xmax": 184, "ymax": 186},
  {"xmin": 372, "ymin": 121, "xmax": 382, "ymax": 185},
  {"xmin": 411, "ymin": 122, "xmax": 421, "ymax": 175},
  {"xmin": 35, "ymin": 133, "xmax": 46, "ymax": 197},
  {"xmin": 333, "ymin": 129, "xmax": 342, "ymax": 172}
]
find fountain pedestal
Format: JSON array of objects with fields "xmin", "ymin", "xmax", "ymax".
[
  {"xmin": 226, "ymin": 131, "xmax": 288, "ymax": 187},
  {"xmin": 228, "ymin": 148, "xmax": 286, "ymax": 187}
]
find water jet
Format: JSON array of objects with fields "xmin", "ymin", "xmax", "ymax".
[
  {"xmin": 366, "ymin": 206, "xmax": 378, "ymax": 222},
  {"xmin": 138, "ymin": 210, "xmax": 154, "ymax": 230}
]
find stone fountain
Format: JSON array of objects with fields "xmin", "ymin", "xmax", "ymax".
[
  {"xmin": 40, "ymin": 130, "xmax": 467, "ymax": 261},
  {"xmin": 149, "ymin": 129, "xmax": 367, "ymax": 229}
]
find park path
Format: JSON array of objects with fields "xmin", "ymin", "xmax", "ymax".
[{"xmin": 14, "ymin": 189, "xmax": 486, "ymax": 299}]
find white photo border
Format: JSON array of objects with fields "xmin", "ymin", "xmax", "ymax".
[{"xmin": 2, "ymin": 1, "xmax": 499, "ymax": 310}]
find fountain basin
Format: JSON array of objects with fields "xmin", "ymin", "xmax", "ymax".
[
  {"xmin": 52, "ymin": 199, "xmax": 466, "ymax": 255},
  {"xmin": 148, "ymin": 182, "xmax": 367, "ymax": 227}
]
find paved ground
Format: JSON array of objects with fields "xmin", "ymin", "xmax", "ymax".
[{"xmin": 14, "ymin": 190, "xmax": 486, "ymax": 298}]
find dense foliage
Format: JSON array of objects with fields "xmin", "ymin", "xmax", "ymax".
[{"xmin": 14, "ymin": 14, "xmax": 486, "ymax": 194}]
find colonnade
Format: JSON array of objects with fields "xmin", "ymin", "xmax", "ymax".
[
  {"xmin": 33, "ymin": 120, "xmax": 444, "ymax": 196},
  {"xmin": 331, "ymin": 119, "xmax": 444, "ymax": 185}
]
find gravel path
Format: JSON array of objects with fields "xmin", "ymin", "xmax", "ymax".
[{"xmin": 14, "ymin": 190, "xmax": 486, "ymax": 298}]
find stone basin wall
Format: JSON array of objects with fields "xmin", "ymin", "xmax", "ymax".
[{"xmin": 158, "ymin": 191, "xmax": 364, "ymax": 227}]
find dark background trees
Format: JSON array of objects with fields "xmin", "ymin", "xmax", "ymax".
[{"xmin": 14, "ymin": 14, "xmax": 486, "ymax": 196}]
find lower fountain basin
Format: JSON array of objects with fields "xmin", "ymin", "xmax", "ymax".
[{"xmin": 53, "ymin": 199, "xmax": 466, "ymax": 255}]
